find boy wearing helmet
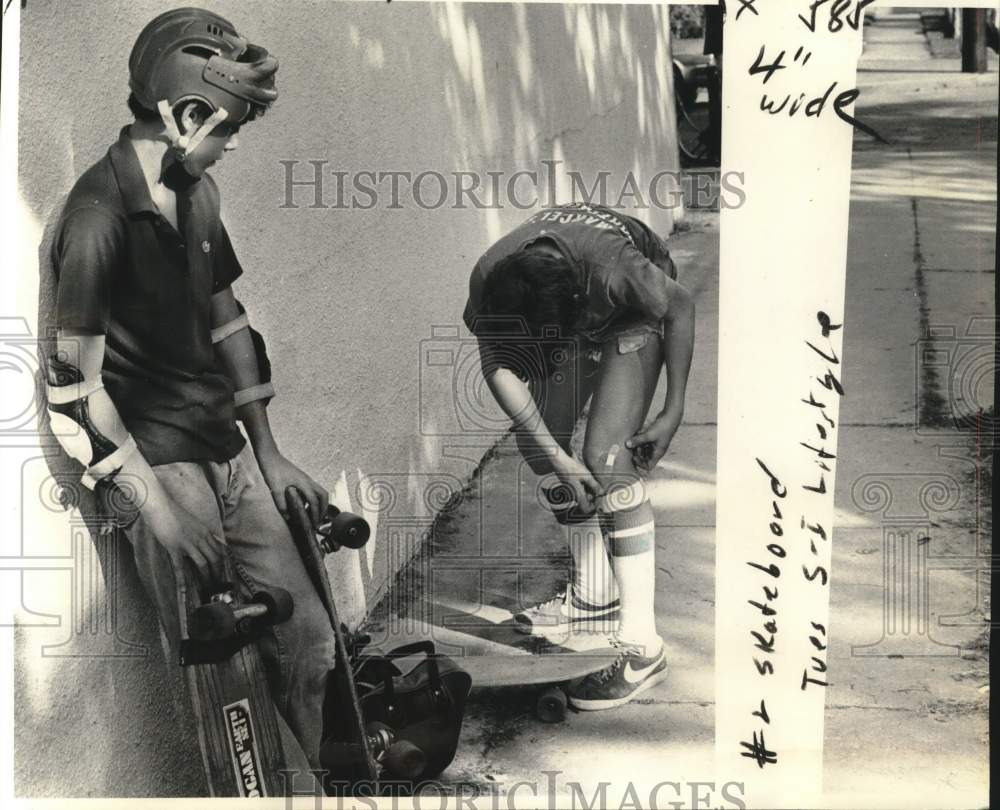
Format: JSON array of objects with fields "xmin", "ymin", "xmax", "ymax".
[
  {"xmin": 47, "ymin": 8, "xmax": 335, "ymax": 774},
  {"xmin": 463, "ymin": 203, "xmax": 695, "ymax": 709}
]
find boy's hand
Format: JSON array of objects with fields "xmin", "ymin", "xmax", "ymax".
[
  {"xmin": 550, "ymin": 452, "xmax": 603, "ymax": 516},
  {"xmin": 145, "ymin": 500, "xmax": 227, "ymax": 585},
  {"xmin": 257, "ymin": 451, "xmax": 329, "ymax": 528},
  {"xmin": 626, "ymin": 409, "xmax": 683, "ymax": 475}
]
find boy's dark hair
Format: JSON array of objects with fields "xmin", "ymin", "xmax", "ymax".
[
  {"xmin": 481, "ymin": 248, "xmax": 585, "ymax": 338},
  {"xmin": 479, "ymin": 247, "xmax": 586, "ymax": 380},
  {"xmin": 127, "ymin": 92, "xmax": 161, "ymax": 123}
]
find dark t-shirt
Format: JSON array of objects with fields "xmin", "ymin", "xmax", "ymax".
[
  {"xmin": 52, "ymin": 127, "xmax": 246, "ymax": 465},
  {"xmin": 463, "ymin": 203, "xmax": 677, "ymax": 343}
]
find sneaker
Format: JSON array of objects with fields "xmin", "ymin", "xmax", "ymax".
[
  {"xmin": 567, "ymin": 635, "xmax": 667, "ymax": 711},
  {"xmin": 513, "ymin": 587, "xmax": 620, "ymax": 636}
]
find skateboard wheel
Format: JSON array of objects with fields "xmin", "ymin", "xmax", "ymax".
[
  {"xmin": 322, "ymin": 512, "xmax": 371, "ymax": 552},
  {"xmin": 384, "ymin": 739, "xmax": 426, "ymax": 780},
  {"xmin": 252, "ymin": 587, "xmax": 294, "ymax": 625},
  {"xmin": 537, "ymin": 687, "xmax": 568, "ymax": 723},
  {"xmin": 189, "ymin": 602, "xmax": 236, "ymax": 641}
]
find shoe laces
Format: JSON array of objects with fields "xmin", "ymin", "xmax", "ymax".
[
  {"xmin": 609, "ymin": 632, "xmax": 646, "ymax": 654},
  {"xmin": 590, "ymin": 635, "xmax": 633, "ymax": 684}
]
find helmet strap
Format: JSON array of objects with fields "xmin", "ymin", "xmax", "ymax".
[{"xmin": 156, "ymin": 100, "xmax": 230, "ymax": 161}]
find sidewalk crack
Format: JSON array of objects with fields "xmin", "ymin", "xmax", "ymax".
[{"xmin": 909, "ymin": 184, "xmax": 950, "ymax": 428}]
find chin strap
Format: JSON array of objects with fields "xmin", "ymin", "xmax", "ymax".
[{"xmin": 157, "ymin": 99, "xmax": 230, "ymax": 161}]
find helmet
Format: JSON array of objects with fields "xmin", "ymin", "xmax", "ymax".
[{"xmin": 129, "ymin": 8, "xmax": 278, "ymax": 156}]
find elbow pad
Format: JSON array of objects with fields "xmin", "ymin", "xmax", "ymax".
[
  {"xmin": 233, "ymin": 324, "xmax": 275, "ymax": 407},
  {"xmin": 248, "ymin": 322, "xmax": 273, "ymax": 386},
  {"xmin": 214, "ymin": 301, "xmax": 274, "ymax": 387},
  {"xmin": 213, "ymin": 301, "xmax": 274, "ymax": 407},
  {"xmin": 46, "ymin": 356, "xmax": 136, "ymax": 490}
]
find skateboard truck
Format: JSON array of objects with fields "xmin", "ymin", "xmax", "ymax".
[
  {"xmin": 316, "ymin": 505, "xmax": 370, "ymax": 554},
  {"xmin": 319, "ymin": 721, "xmax": 426, "ymax": 781},
  {"xmin": 284, "ymin": 487, "xmax": 382, "ymax": 790},
  {"xmin": 180, "ymin": 584, "xmax": 294, "ymax": 666},
  {"xmin": 171, "ymin": 553, "xmax": 289, "ymax": 796}
]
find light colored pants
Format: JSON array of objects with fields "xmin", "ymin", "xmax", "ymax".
[{"xmin": 112, "ymin": 442, "xmax": 337, "ymax": 773}]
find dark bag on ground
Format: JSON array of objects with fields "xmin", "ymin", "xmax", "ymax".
[{"xmin": 354, "ymin": 640, "xmax": 471, "ymax": 780}]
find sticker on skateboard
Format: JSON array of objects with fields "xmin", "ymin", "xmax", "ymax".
[{"xmin": 175, "ymin": 559, "xmax": 290, "ymax": 797}]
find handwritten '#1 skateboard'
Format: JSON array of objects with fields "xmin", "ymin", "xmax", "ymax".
[{"xmin": 175, "ymin": 556, "xmax": 293, "ymax": 797}]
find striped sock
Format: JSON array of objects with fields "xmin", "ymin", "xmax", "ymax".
[
  {"xmin": 599, "ymin": 480, "xmax": 660, "ymax": 654},
  {"xmin": 545, "ymin": 485, "xmax": 618, "ymax": 607},
  {"xmin": 568, "ymin": 522, "xmax": 618, "ymax": 607}
]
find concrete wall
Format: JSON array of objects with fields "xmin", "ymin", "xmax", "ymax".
[{"xmin": 13, "ymin": 0, "xmax": 679, "ymax": 796}]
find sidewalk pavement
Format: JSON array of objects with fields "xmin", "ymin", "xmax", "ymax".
[
  {"xmin": 369, "ymin": 10, "xmax": 993, "ymax": 806},
  {"xmin": 817, "ymin": 9, "xmax": 994, "ymax": 807}
]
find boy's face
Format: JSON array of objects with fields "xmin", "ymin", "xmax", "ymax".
[{"xmin": 182, "ymin": 117, "xmax": 241, "ymax": 177}]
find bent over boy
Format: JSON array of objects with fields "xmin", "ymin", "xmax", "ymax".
[{"xmin": 463, "ymin": 202, "xmax": 695, "ymax": 709}]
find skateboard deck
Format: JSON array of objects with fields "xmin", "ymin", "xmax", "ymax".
[
  {"xmin": 284, "ymin": 489, "xmax": 379, "ymax": 786},
  {"xmin": 368, "ymin": 623, "xmax": 618, "ymax": 723},
  {"xmin": 175, "ymin": 557, "xmax": 290, "ymax": 798},
  {"xmin": 285, "ymin": 490, "xmax": 430, "ymax": 788},
  {"xmin": 460, "ymin": 648, "xmax": 618, "ymax": 687}
]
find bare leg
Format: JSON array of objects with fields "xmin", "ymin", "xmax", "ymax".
[
  {"xmin": 512, "ymin": 345, "xmax": 619, "ymax": 623},
  {"xmin": 583, "ymin": 335, "xmax": 664, "ymax": 652},
  {"xmin": 514, "ymin": 342, "xmax": 599, "ymax": 474}
]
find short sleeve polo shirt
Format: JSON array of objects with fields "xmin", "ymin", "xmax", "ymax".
[{"xmin": 52, "ymin": 127, "xmax": 247, "ymax": 466}]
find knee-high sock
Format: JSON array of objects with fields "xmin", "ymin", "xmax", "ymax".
[
  {"xmin": 599, "ymin": 482, "xmax": 660, "ymax": 652},
  {"xmin": 568, "ymin": 521, "xmax": 618, "ymax": 607},
  {"xmin": 545, "ymin": 486, "xmax": 617, "ymax": 606}
]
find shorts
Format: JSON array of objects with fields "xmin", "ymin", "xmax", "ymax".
[
  {"xmin": 579, "ymin": 234, "xmax": 674, "ymax": 363},
  {"xmin": 582, "ymin": 320, "xmax": 664, "ymax": 364}
]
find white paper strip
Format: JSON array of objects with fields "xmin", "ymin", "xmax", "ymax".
[{"xmin": 715, "ymin": 3, "xmax": 862, "ymax": 806}]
